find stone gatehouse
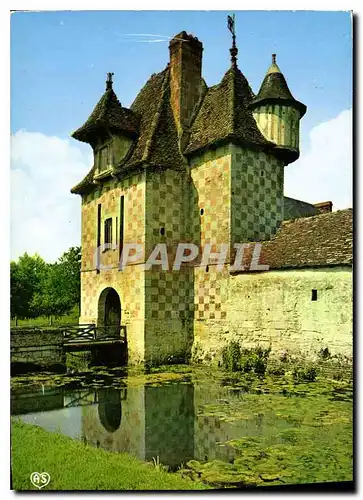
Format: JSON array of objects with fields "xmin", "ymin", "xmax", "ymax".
[{"xmin": 71, "ymin": 30, "xmax": 352, "ymax": 364}]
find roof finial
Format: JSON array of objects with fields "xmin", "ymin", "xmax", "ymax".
[
  {"xmin": 272, "ymin": 53, "xmax": 276, "ymax": 65},
  {"xmin": 227, "ymin": 14, "xmax": 238, "ymax": 68},
  {"xmin": 106, "ymin": 72, "xmax": 114, "ymax": 91}
]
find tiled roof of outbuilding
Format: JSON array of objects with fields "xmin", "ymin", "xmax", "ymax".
[{"xmin": 258, "ymin": 208, "xmax": 353, "ymax": 269}]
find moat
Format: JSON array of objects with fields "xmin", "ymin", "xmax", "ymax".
[{"xmin": 11, "ymin": 364, "xmax": 353, "ymax": 488}]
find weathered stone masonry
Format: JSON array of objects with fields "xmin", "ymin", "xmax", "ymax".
[{"xmin": 11, "ymin": 329, "xmax": 66, "ymax": 371}]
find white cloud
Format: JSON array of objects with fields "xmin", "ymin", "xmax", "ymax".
[
  {"xmin": 285, "ymin": 109, "xmax": 352, "ymax": 210},
  {"xmin": 11, "ymin": 131, "xmax": 92, "ymax": 262}
]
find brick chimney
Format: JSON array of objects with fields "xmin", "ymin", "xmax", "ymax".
[
  {"xmin": 314, "ymin": 201, "xmax": 333, "ymax": 214},
  {"xmin": 169, "ymin": 31, "xmax": 203, "ymax": 137}
]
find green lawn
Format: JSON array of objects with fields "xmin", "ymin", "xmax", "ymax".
[
  {"xmin": 10, "ymin": 306, "xmax": 80, "ymax": 328},
  {"xmin": 11, "ymin": 421, "xmax": 209, "ymax": 491}
]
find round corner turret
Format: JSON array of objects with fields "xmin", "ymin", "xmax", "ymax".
[{"xmin": 250, "ymin": 54, "xmax": 307, "ymax": 164}]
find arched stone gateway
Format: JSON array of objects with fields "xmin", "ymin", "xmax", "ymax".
[{"xmin": 97, "ymin": 287, "xmax": 121, "ymax": 337}]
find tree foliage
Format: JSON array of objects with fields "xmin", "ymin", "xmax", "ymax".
[{"xmin": 10, "ymin": 247, "xmax": 81, "ymax": 320}]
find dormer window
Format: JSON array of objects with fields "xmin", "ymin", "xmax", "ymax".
[
  {"xmin": 71, "ymin": 73, "xmax": 140, "ymax": 191},
  {"xmin": 97, "ymin": 143, "xmax": 113, "ymax": 173}
]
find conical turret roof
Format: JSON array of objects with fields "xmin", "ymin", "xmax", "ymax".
[
  {"xmin": 72, "ymin": 77, "xmax": 140, "ymax": 144},
  {"xmin": 250, "ymin": 54, "xmax": 306, "ymax": 117}
]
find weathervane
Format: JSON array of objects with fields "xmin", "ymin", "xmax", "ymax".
[
  {"xmin": 227, "ymin": 14, "xmax": 238, "ymax": 68},
  {"xmin": 106, "ymin": 72, "xmax": 114, "ymax": 90}
]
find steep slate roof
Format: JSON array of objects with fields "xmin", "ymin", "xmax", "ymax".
[
  {"xmin": 184, "ymin": 67, "xmax": 276, "ymax": 155},
  {"xmin": 120, "ymin": 67, "xmax": 184, "ymax": 171},
  {"xmin": 71, "ymin": 166, "xmax": 96, "ymax": 194},
  {"xmin": 257, "ymin": 208, "xmax": 353, "ymax": 270},
  {"xmin": 283, "ymin": 196, "xmax": 319, "ymax": 220},
  {"xmin": 250, "ymin": 57, "xmax": 306, "ymax": 117},
  {"xmin": 71, "ymin": 52, "xmax": 302, "ymax": 194},
  {"xmin": 72, "ymin": 88, "xmax": 140, "ymax": 143}
]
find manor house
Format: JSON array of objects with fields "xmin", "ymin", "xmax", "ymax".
[{"xmin": 71, "ymin": 30, "xmax": 352, "ymax": 364}]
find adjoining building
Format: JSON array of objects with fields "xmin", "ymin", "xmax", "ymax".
[{"xmin": 71, "ymin": 29, "xmax": 352, "ymax": 364}]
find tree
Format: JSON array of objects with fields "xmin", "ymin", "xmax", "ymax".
[
  {"xmin": 10, "ymin": 247, "xmax": 81, "ymax": 321},
  {"xmin": 10, "ymin": 253, "xmax": 46, "ymax": 319},
  {"xmin": 58, "ymin": 246, "xmax": 81, "ymax": 308}
]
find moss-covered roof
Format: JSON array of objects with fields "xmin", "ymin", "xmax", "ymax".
[
  {"xmin": 184, "ymin": 67, "xmax": 276, "ymax": 155},
  {"xmin": 71, "ymin": 88, "xmax": 140, "ymax": 143},
  {"xmin": 71, "ymin": 54, "xmax": 303, "ymax": 194},
  {"xmin": 258, "ymin": 208, "xmax": 353, "ymax": 269},
  {"xmin": 120, "ymin": 67, "xmax": 184, "ymax": 171},
  {"xmin": 70, "ymin": 165, "xmax": 96, "ymax": 194},
  {"xmin": 250, "ymin": 57, "xmax": 306, "ymax": 117},
  {"xmin": 283, "ymin": 196, "xmax": 319, "ymax": 220},
  {"xmin": 71, "ymin": 67, "xmax": 184, "ymax": 194}
]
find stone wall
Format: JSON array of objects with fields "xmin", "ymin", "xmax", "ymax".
[
  {"xmin": 192, "ymin": 266, "xmax": 353, "ymax": 361},
  {"xmin": 11, "ymin": 389, "xmax": 64, "ymax": 415},
  {"xmin": 11, "ymin": 329, "xmax": 65, "ymax": 372}
]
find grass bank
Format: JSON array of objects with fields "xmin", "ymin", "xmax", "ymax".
[
  {"xmin": 11, "ymin": 421, "xmax": 209, "ymax": 491},
  {"xmin": 10, "ymin": 306, "xmax": 80, "ymax": 328}
]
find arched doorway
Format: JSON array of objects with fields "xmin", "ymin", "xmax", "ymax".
[{"xmin": 98, "ymin": 287, "xmax": 121, "ymax": 337}]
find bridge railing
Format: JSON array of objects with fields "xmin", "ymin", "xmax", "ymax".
[
  {"xmin": 63, "ymin": 324, "xmax": 96, "ymax": 342},
  {"xmin": 62, "ymin": 324, "xmax": 126, "ymax": 343}
]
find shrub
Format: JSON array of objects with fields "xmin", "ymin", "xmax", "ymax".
[
  {"xmin": 318, "ymin": 347, "xmax": 331, "ymax": 360},
  {"xmin": 221, "ymin": 341, "xmax": 241, "ymax": 372},
  {"xmin": 221, "ymin": 342, "xmax": 271, "ymax": 376},
  {"xmin": 293, "ymin": 364, "xmax": 318, "ymax": 383},
  {"xmin": 241, "ymin": 346, "xmax": 271, "ymax": 376},
  {"xmin": 267, "ymin": 362, "xmax": 286, "ymax": 376}
]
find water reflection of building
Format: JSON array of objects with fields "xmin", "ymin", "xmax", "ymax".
[
  {"xmin": 82, "ymin": 384, "xmax": 195, "ymax": 467},
  {"xmin": 13, "ymin": 380, "xmax": 281, "ymax": 469},
  {"xmin": 82, "ymin": 382, "xmax": 269, "ymax": 467}
]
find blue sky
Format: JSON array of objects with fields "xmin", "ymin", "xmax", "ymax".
[{"xmin": 10, "ymin": 11, "xmax": 353, "ymax": 261}]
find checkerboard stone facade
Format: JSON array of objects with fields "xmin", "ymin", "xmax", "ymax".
[
  {"xmin": 231, "ymin": 145, "xmax": 284, "ymax": 245},
  {"xmin": 189, "ymin": 145, "xmax": 231, "ymax": 257},
  {"xmin": 79, "ymin": 143, "xmax": 285, "ymax": 364}
]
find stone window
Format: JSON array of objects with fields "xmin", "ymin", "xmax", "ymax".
[
  {"xmin": 104, "ymin": 218, "xmax": 113, "ymax": 245},
  {"xmin": 311, "ymin": 289, "xmax": 318, "ymax": 301},
  {"xmin": 119, "ymin": 196, "xmax": 125, "ymax": 263}
]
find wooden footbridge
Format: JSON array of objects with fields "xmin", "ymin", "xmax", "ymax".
[
  {"xmin": 11, "ymin": 324, "xmax": 127, "ymax": 373},
  {"xmin": 62, "ymin": 324, "xmax": 126, "ymax": 351}
]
